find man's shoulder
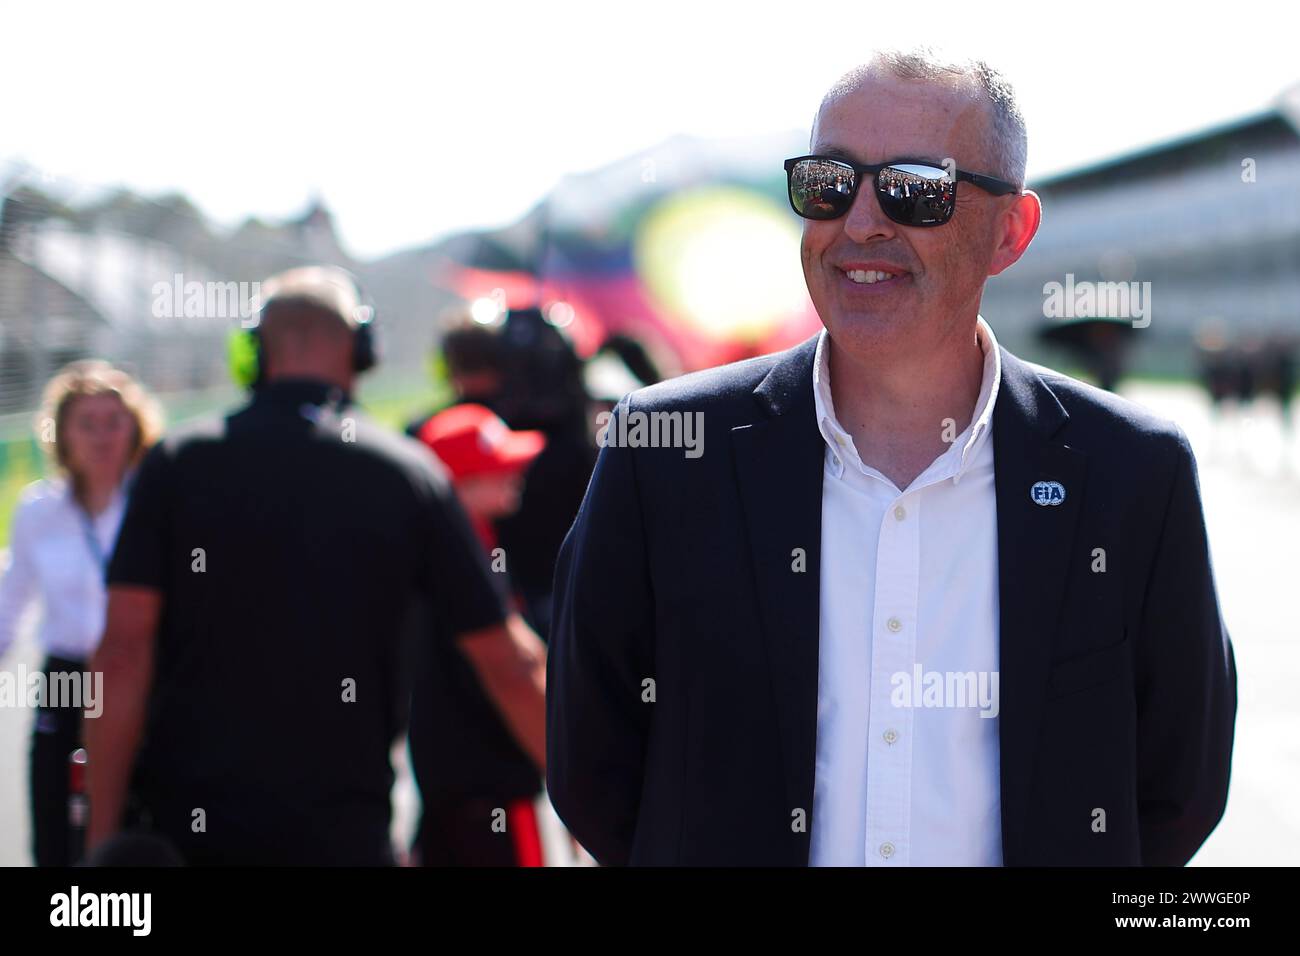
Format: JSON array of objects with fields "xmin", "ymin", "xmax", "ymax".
[
  {"xmin": 155, "ymin": 413, "xmax": 227, "ymax": 451},
  {"xmin": 1012, "ymin": 353, "xmax": 1191, "ymax": 460},
  {"xmin": 126, "ymin": 414, "xmax": 227, "ymax": 476},
  {"xmin": 148, "ymin": 402, "xmax": 450, "ymax": 488},
  {"xmin": 346, "ymin": 413, "xmax": 452, "ymax": 482},
  {"xmin": 624, "ymin": 340, "xmax": 811, "ymax": 417}
]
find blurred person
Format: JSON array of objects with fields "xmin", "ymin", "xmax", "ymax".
[
  {"xmin": 404, "ymin": 316, "xmax": 508, "ymax": 439},
  {"xmin": 596, "ymin": 333, "xmax": 666, "ymax": 390},
  {"xmin": 0, "ymin": 360, "xmax": 161, "ymax": 866},
  {"xmin": 490, "ymin": 308, "xmax": 598, "ymax": 639},
  {"xmin": 412, "ymin": 403, "xmax": 547, "ymax": 865},
  {"xmin": 1260, "ymin": 340, "xmax": 1295, "ymax": 432},
  {"xmin": 408, "ymin": 309, "xmax": 596, "ymax": 636},
  {"xmin": 584, "ymin": 347, "xmax": 648, "ymax": 423},
  {"xmin": 85, "ymin": 266, "xmax": 547, "ymax": 865},
  {"xmin": 1279, "ymin": 350, "xmax": 1296, "ymax": 433},
  {"xmin": 443, "ymin": 321, "xmax": 509, "ymax": 409},
  {"xmin": 548, "ymin": 50, "xmax": 1236, "ymax": 866}
]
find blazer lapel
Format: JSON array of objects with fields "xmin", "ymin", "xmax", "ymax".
[
  {"xmin": 992, "ymin": 349, "xmax": 1087, "ymax": 865},
  {"xmin": 730, "ymin": 335, "xmax": 824, "ymax": 861}
]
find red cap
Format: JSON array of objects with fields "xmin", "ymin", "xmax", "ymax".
[{"xmin": 419, "ymin": 404, "xmax": 546, "ymax": 479}]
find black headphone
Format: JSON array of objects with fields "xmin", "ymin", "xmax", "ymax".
[{"xmin": 230, "ymin": 267, "xmax": 378, "ymax": 389}]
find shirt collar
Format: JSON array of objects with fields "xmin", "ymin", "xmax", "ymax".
[
  {"xmin": 811, "ymin": 316, "xmax": 1002, "ymax": 486},
  {"xmin": 252, "ymin": 378, "xmax": 352, "ymax": 410}
]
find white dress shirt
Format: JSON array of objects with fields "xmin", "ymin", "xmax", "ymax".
[
  {"xmin": 0, "ymin": 477, "xmax": 128, "ymax": 662},
  {"xmin": 809, "ymin": 317, "xmax": 1004, "ymax": 866}
]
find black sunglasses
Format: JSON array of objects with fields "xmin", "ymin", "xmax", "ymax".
[{"xmin": 783, "ymin": 154, "xmax": 1020, "ymax": 227}]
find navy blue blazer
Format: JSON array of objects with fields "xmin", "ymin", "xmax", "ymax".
[{"xmin": 547, "ymin": 334, "xmax": 1237, "ymax": 866}]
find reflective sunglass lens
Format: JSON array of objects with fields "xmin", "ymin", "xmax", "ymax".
[
  {"xmin": 876, "ymin": 163, "xmax": 955, "ymax": 226},
  {"xmin": 788, "ymin": 159, "xmax": 855, "ymax": 220}
]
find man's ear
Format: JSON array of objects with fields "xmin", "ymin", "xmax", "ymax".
[{"xmin": 989, "ymin": 189, "xmax": 1042, "ymax": 277}]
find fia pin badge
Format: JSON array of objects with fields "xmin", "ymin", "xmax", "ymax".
[{"xmin": 1030, "ymin": 480, "xmax": 1066, "ymax": 506}]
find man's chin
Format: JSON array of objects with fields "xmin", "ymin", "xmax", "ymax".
[
  {"xmin": 823, "ymin": 308, "xmax": 932, "ymax": 365},
  {"xmin": 822, "ymin": 306, "xmax": 906, "ymax": 338}
]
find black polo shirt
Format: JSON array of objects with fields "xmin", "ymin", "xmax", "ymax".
[{"xmin": 106, "ymin": 379, "xmax": 507, "ymax": 865}]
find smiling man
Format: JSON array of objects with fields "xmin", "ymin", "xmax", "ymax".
[{"xmin": 547, "ymin": 49, "xmax": 1237, "ymax": 866}]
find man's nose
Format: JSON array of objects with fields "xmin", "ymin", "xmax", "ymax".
[{"xmin": 841, "ymin": 180, "xmax": 896, "ymax": 245}]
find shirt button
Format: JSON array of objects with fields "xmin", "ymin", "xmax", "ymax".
[
  {"xmin": 831, "ymin": 455, "xmax": 841, "ymax": 468},
  {"xmin": 886, "ymin": 617, "xmax": 902, "ymax": 633},
  {"xmin": 880, "ymin": 842, "xmax": 895, "ymax": 859},
  {"xmin": 883, "ymin": 729, "xmax": 898, "ymax": 744},
  {"xmin": 893, "ymin": 505, "xmax": 906, "ymax": 521}
]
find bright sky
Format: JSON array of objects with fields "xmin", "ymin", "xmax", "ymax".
[{"xmin": 2, "ymin": 0, "xmax": 1297, "ymax": 259}]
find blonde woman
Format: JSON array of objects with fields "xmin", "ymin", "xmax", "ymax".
[{"xmin": 0, "ymin": 360, "xmax": 161, "ymax": 866}]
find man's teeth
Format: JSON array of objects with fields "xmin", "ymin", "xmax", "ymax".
[{"xmin": 845, "ymin": 269, "xmax": 898, "ymax": 284}]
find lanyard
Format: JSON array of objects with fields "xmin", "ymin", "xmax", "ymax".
[
  {"xmin": 75, "ymin": 476, "xmax": 130, "ymax": 576},
  {"xmin": 78, "ymin": 508, "xmax": 108, "ymax": 575}
]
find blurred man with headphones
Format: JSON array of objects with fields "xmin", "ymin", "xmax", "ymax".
[{"xmin": 85, "ymin": 266, "xmax": 547, "ymax": 865}]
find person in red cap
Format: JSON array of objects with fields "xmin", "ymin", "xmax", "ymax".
[
  {"xmin": 419, "ymin": 404, "xmax": 546, "ymax": 554},
  {"xmin": 410, "ymin": 404, "xmax": 550, "ymax": 865}
]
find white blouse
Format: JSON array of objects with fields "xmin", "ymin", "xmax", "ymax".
[{"xmin": 0, "ymin": 477, "xmax": 128, "ymax": 662}]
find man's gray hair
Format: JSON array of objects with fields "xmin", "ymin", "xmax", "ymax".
[{"xmin": 818, "ymin": 47, "xmax": 1028, "ymax": 188}]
